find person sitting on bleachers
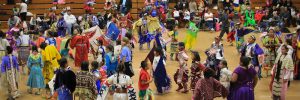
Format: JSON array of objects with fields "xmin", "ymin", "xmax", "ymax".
[
  {"xmin": 7, "ymin": 15, "xmax": 21, "ymax": 29},
  {"xmin": 64, "ymin": 7, "xmax": 77, "ymax": 35},
  {"xmin": 204, "ymin": 9, "xmax": 214, "ymax": 31}
]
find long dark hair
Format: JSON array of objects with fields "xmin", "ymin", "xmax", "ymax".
[
  {"xmin": 65, "ymin": 38, "xmax": 71, "ymax": 49},
  {"xmin": 91, "ymin": 61, "xmax": 99, "ymax": 71},
  {"xmin": 116, "ymin": 64, "xmax": 125, "ymax": 83},
  {"xmin": 191, "ymin": 51, "xmax": 200, "ymax": 62},
  {"xmin": 107, "ymin": 44, "xmax": 114, "ymax": 57},
  {"xmin": 240, "ymin": 56, "xmax": 250, "ymax": 69}
]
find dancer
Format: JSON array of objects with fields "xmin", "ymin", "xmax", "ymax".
[
  {"xmin": 16, "ymin": 30, "xmax": 31, "ymax": 74},
  {"xmin": 219, "ymin": 60, "xmax": 232, "ymax": 90},
  {"xmin": 168, "ymin": 26, "xmax": 179, "ymax": 60},
  {"xmin": 139, "ymin": 60, "xmax": 153, "ymax": 100},
  {"xmin": 152, "ymin": 47, "xmax": 171, "ymax": 94},
  {"xmin": 105, "ymin": 45, "xmax": 118, "ymax": 77},
  {"xmin": 190, "ymin": 51, "xmax": 205, "ymax": 91},
  {"xmin": 91, "ymin": 61, "xmax": 107, "ymax": 95},
  {"xmin": 70, "ymin": 29, "xmax": 90, "ymax": 67},
  {"xmin": 262, "ymin": 29, "xmax": 280, "ymax": 75},
  {"xmin": 244, "ymin": 6, "xmax": 256, "ymax": 27},
  {"xmin": 235, "ymin": 23, "xmax": 254, "ymax": 52},
  {"xmin": 54, "ymin": 58, "xmax": 76, "ymax": 100},
  {"xmin": 193, "ymin": 68, "xmax": 228, "ymax": 100},
  {"xmin": 106, "ymin": 64, "xmax": 136, "ymax": 100},
  {"xmin": 240, "ymin": 35, "xmax": 264, "ymax": 72},
  {"xmin": 228, "ymin": 56, "xmax": 258, "ymax": 100},
  {"xmin": 27, "ymin": 46, "xmax": 45, "ymax": 95},
  {"xmin": 1, "ymin": 46, "xmax": 20, "ymax": 99},
  {"xmin": 270, "ymin": 45, "xmax": 294, "ymax": 100},
  {"xmin": 174, "ymin": 42, "xmax": 189, "ymax": 93},
  {"xmin": 184, "ymin": 20, "xmax": 199, "ymax": 50},
  {"xmin": 74, "ymin": 61, "xmax": 97, "ymax": 100}
]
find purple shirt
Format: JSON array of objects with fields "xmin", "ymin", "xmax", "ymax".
[
  {"xmin": 120, "ymin": 46, "xmax": 131, "ymax": 62},
  {"xmin": 1, "ymin": 55, "xmax": 19, "ymax": 73}
]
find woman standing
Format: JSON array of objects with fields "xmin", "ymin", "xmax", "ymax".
[
  {"xmin": 105, "ymin": 45, "xmax": 118, "ymax": 77},
  {"xmin": 270, "ymin": 45, "xmax": 294, "ymax": 100},
  {"xmin": 54, "ymin": 57, "xmax": 76, "ymax": 100},
  {"xmin": 193, "ymin": 68, "xmax": 228, "ymax": 100},
  {"xmin": 74, "ymin": 61, "xmax": 97, "ymax": 100},
  {"xmin": 0, "ymin": 31, "xmax": 10, "ymax": 64},
  {"xmin": 228, "ymin": 56, "xmax": 258, "ymax": 100},
  {"xmin": 27, "ymin": 46, "xmax": 45, "ymax": 95}
]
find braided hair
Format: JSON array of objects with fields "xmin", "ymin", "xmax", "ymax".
[{"xmin": 116, "ymin": 64, "xmax": 125, "ymax": 84}]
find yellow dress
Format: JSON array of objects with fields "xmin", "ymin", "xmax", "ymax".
[
  {"xmin": 147, "ymin": 16, "xmax": 160, "ymax": 34},
  {"xmin": 42, "ymin": 45, "xmax": 61, "ymax": 83}
]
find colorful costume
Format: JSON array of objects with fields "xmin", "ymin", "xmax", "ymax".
[
  {"xmin": 168, "ymin": 30, "xmax": 179, "ymax": 55},
  {"xmin": 105, "ymin": 51, "xmax": 118, "ymax": 77},
  {"xmin": 270, "ymin": 53, "xmax": 294, "ymax": 100},
  {"xmin": 235, "ymin": 27, "xmax": 254, "ymax": 52},
  {"xmin": 262, "ymin": 35, "xmax": 280, "ymax": 68},
  {"xmin": 244, "ymin": 9, "xmax": 256, "ymax": 26},
  {"xmin": 147, "ymin": 16, "xmax": 161, "ymax": 34},
  {"xmin": 74, "ymin": 71, "xmax": 97, "ymax": 100},
  {"xmin": 70, "ymin": 35, "xmax": 90, "ymax": 67},
  {"xmin": 184, "ymin": 21, "xmax": 199, "ymax": 50},
  {"xmin": 138, "ymin": 68, "xmax": 153, "ymax": 100},
  {"xmin": 27, "ymin": 54, "xmax": 45, "ymax": 88},
  {"xmin": 227, "ymin": 66, "xmax": 257, "ymax": 100},
  {"xmin": 41, "ymin": 45, "xmax": 61, "ymax": 83},
  {"xmin": 220, "ymin": 67, "xmax": 232, "ymax": 90},
  {"xmin": 1, "ymin": 54, "xmax": 20, "ymax": 98},
  {"xmin": 240, "ymin": 43, "xmax": 264, "ymax": 69},
  {"xmin": 57, "ymin": 18, "xmax": 67, "ymax": 37},
  {"xmin": 106, "ymin": 73, "xmax": 136, "ymax": 100},
  {"xmin": 193, "ymin": 77, "xmax": 228, "ymax": 100},
  {"xmin": 16, "ymin": 34, "xmax": 31, "ymax": 66},
  {"xmin": 174, "ymin": 50, "xmax": 189, "ymax": 92},
  {"xmin": 152, "ymin": 56, "xmax": 171, "ymax": 94},
  {"xmin": 190, "ymin": 62, "xmax": 205, "ymax": 91},
  {"xmin": 107, "ymin": 21, "xmax": 120, "ymax": 41}
]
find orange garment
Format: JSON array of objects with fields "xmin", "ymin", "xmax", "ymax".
[
  {"xmin": 55, "ymin": 37, "xmax": 62, "ymax": 51},
  {"xmin": 35, "ymin": 37, "xmax": 45, "ymax": 48}
]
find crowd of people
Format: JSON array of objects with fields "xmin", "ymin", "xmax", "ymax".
[{"xmin": 1, "ymin": 0, "xmax": 300, "ymax": 100}]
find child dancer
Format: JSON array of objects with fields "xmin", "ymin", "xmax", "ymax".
[
  {"xmin": 219, "ymin": 60, "xmax": 231, "ymax": 90},
  {"xmin": 139, "ymin": 60, "xmax": 153, "ymax": 100},
  {"xmin": 174, "ymin": 42, "xmax": 189, "ymax": 93},
  {"xmin": 190, "ymin": 51, "xmax": 205, "ymax": 91},
  {"xmin": 91, "ymin": 61, "xmax": 107, "ymax": 95},
  {"xmin": 168, "ymin": 26, "xmax": 179, "ymax": 60}
]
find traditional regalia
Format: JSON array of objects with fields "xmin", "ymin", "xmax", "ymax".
[
  {"xmin": 105, "ymin": 51, "xmax": 118, "ymax": 77},
  {"xmin": 240, "ymin": 42, "xmax": 264, "ymax": 71},
  {"xmin": 134, "ymin": 17, "xmax": 154, "ymax": 49},
  {"xmin": 57, "ymin": 17, "xmax": 67, "ymax": 37},
  {"xmin": 235, "ymin": 27, "xmax": 254, "ymax": 52},
  {"xmin": 262, "ymin": 35, "xmax": 280, "ymax": 69},
  {"xmin": 174, "ymin": 46, "xmax": 189, "ymax": 93},
  {"xmin": 106, "ymin": 73, "xmax": 136, "ymax": 100},
  {"xmin": 270, "ymin": 53, "xmax": 294, "ymax": 100},
  {"xmin": 190, "ymin": 61, "xmax": 205, "ymax": 91},
  {"xmin": 16, "ymin": 33, "xmax": 31, "ymax": 67},
  {"xmin": 74, "ymin": 71, "xmax": 98, "ymax": 100},
  {"xmin": 1, "ymin": 54, "xmax": 20, "ymax": 98},
  {"xmin": 146, "ymin": 16, "xmax": 161, "ymax": 34},
  {"xmin": 106, "ymin": 21, "xmax": 120, "ymax": 42},
  {"xmin": 152, "ymin": 56, "xmax": 171, "ymax": 94},
  {"xmin": 27, "ymin": 54, "xmax": 45, "ymax": 89},
  {"xmin": 70, "ymin": 35, "xmax": 90, "ymax": 67},
  {"xmin": 41, "ymin": 45, "xmax": 61, "ymax": 83},
  {"xmin": 184, "ymin": 21, "xmax": 199, "ymax": 50},
  {"xmin": 168, "ymin": 30, "xmax": 179, "ymax": 58},
  {"xmin": 244, "ymin": 9, "xmax": 256, "ymax": 26},
  {"xmin": 220, "ymin": 67, "xmax": 232, "ymax": 90}
]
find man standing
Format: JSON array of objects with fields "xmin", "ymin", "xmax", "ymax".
[{"xmin": 119, "ymin": 0, "xmax": 132, "ymax": 14}]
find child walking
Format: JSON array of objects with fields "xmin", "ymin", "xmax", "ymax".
[
  {"xmin": 168, "ymin": 26, "xmax": 179, "ymax": 60},
  {"xmin": 190, "ymin": 51, "xmax": 205, "ymax": 91},
  {"xmin": 139, "ymin": 60, "xmax": 153, "ymax": 100},
  {"xmin": 174, "ymin": 42, "xmax": 189, "ymax": 93}
]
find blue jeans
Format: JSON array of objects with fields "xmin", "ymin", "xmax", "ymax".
[
  {"xmin": 57, "ymin": 86, "xmax": 72, "ymax": 100},
  {"xmin": 66, "ymin": 23, "xmax": 73, "ymax": 35},
  {"xmin": 206, "ymin": 20, "xmax": 214, "ymax": 29}
]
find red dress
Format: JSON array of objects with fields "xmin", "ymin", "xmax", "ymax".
[{"xmin": 70, "ymin": 35, "xmax": 90, "ymax": 67}]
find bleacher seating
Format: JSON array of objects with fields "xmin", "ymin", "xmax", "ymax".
[{"xmin": 0, "ymin": 0, "xmax": 299, "ymax": 29}]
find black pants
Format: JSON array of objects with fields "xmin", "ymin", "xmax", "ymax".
[
  {"xmin": 20, "ymin": 12, "xmax": 27, "ymax": 21},
  {"xmin": 124, "ymin": 62, "xmax": 134, "ymax": 77},
  {"xmin": 219, "ymin": 28, "xmax": 229, "ymax": 39},
  {"xmin": 7, "ymin": 0, "xmax": 15, "ymax": 4}
]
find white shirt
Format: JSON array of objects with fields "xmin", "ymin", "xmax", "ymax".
[
  {"xmin": 220, "ymin": 68, "xmax": 232, "ymax": 89},
  {"xmin": 64, "ymin": 14, "xmax": 76, "ymax": 24},
  {"xmin": 204, "ymin": 13, "xmax": 213, "ymax": 21},
  {"xmin": 107, "ymin": 73, "xmax": 132, "ymax": 88},
  {"xmin": 20, "ymin": 3, "xmax": 27, "ymax": 13},
  {"xmin": 173, "ymin": 11, "xmax": 180, "ymax": 17},
  {"xmin": 18, "ymin": 34, "xmax": 30, "ymax": 46},
  {"xmin": 152, "ymin": 56, "xmax": 166, "ymax": 71}
]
